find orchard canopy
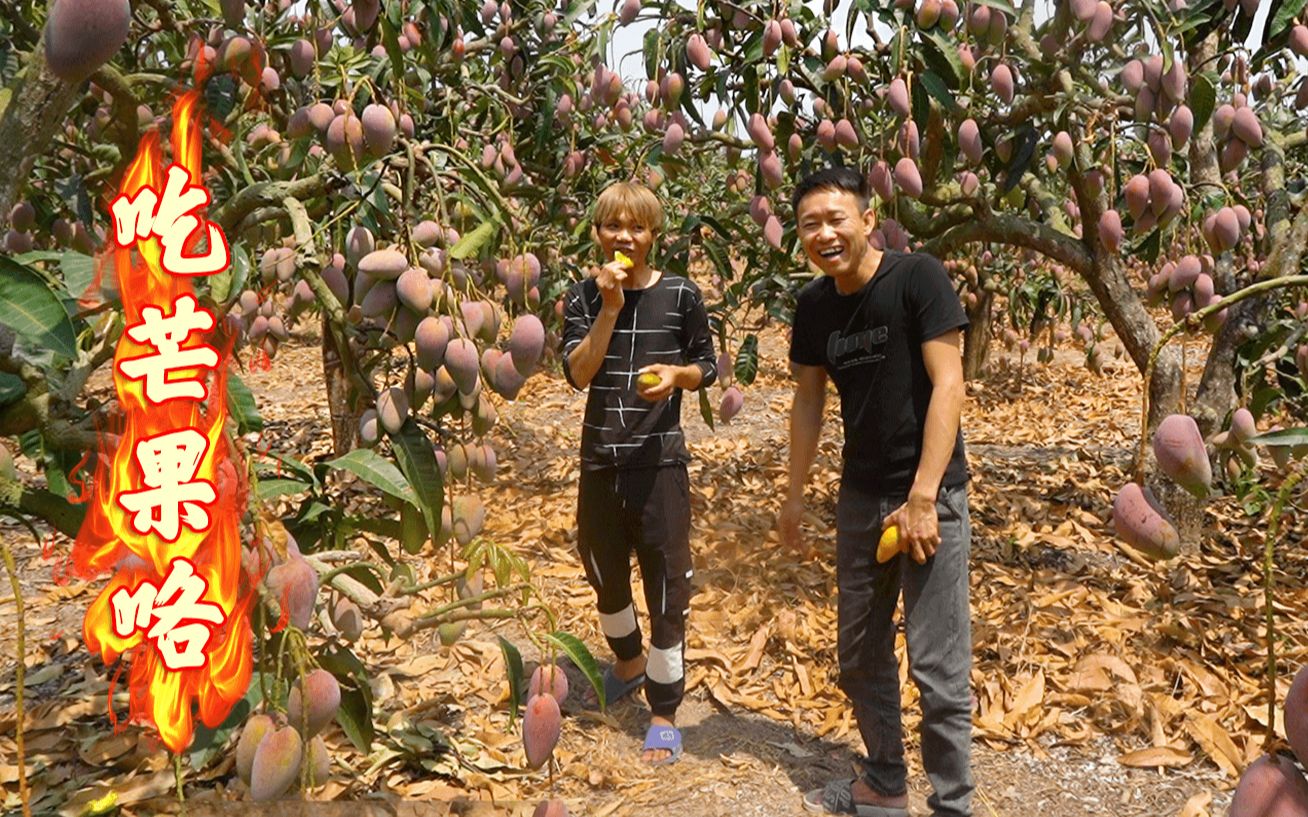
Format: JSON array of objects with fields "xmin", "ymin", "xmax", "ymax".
[{"xmin": 0, "ymin": 0, "xmax": 1307, "ymax": 812}]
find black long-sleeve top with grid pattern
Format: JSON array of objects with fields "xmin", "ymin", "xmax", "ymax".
[{"xmin": 560, "ymin": 273, "xmax": 717, "ymax": 471}]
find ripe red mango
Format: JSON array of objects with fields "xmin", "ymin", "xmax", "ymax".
[
  {"xmin": 1229, "ymin": 754, "xmax": 1308, "ymax": 817},
  {"xmin": 869, "ymin": 161, "xmax": 894, "ymax": 201},
  {"xmin": 759, "ymin": 151, "xmax": 783, "ymax": 190},
  {"xmin": 452, "ymin": 495, "xmax": 485, "ymax": 545},
  {"xmin": 958, "ymin": 119, "xmax": 982, "ymax": 165},
  {"xmin": 835, "ymin": 119, "xmax": 859, "ymax": 149},
  {"xmin": 1152, "ymin": 414, "xmax": 1211, "ymax": 499},
  {"xmin": 509, "ymin": 314, "xmax": 545, "ymax": 375},
  {"xmin": 45, "ymin": 0, "xmax": 131, "ymax": 82},
  {"xmin": 1052, "ymin": 131, "xmax": 1073, "ymax": 168},
  {"xmin": 265, "ymin": 554, "xmax": 318, "ymax": 629},
  {"xmin": 1168, "ymin": 255, "xmax": 1201, "ymax": 292},
  {"xmin": 893, "ymin": 158, "xmax": 923, "ymax": 199},
  {"xmin": 888, "ymin": 78, "xmax": 910, "ymax": 117},
  {"xmin": 249, "ymin": 726, "xmax": 303, "ymax": 801},
  {"xmin": 529, "ymin": 663, "xmax": 570, "ymax": 703},
  {"xmin": 1111, "ymin": 482, "xmax": 1180, "ymax": 560},
  {"xmin": 1285, "ymin": 665, "xmax": 1308, "ymax": 769},
  {"xmin": 1097, "ymin": 210, "xmax": 1123, "ymax": 253},
  {"xmin": 719, "ymin": 386, "xmax": 744, "ymax": 422},
  {"xmin": 763, "ymin": 21, "xmax": 782, "ymax": 56},
  {"xmin": 445, "ymin": 338, "xmax": 480, "ymax": 394},
  {"xmin": 662, "ymin": 123, "xmax": 685, "ymax": 155},
  {"xmin": 523, "ymin": 693, "xmax": 562, "ymax": 769},
  {"xmin": 331, "ymin": 596, "xmax": 364, "ymax": 642},
  {"xmin": 1232, "ymin": 106, "xmax": 1263, "ymax": 147},
  {"xmin": 1086, "ymin": 1, "xmax": 1113, "ymax": 41},
  {"xmin": 686, "ymin": 33, "xmax": 711, "ymax": 69},
  {"xmin": 990, "ymin": 63, "xmax": 1014, "ymax": 104},
  {"xmin": 287, "ymin": 668, "xmax": 341, "ymax": 738},
  {"xmin": 746, "ymin": 113, "xmax": 775, "ymax": 152},
  {"xmin": 236, "ymin": 714, "xmax": 275, "ymax": 785},
  {"xmin": 763, "ymin": 215, "xmax": 783, "ymax": 249}
]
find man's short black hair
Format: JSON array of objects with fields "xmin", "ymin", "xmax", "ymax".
[{"xmin": 791, "ymin": 166, "xmax": 869, "ymax": 216}]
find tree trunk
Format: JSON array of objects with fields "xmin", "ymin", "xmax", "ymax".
[
  {"xmin": 1185, "ymin": 29, "xmax": 1242, "ymax": 442},
  {"xmin": 963, "ymin": 289, "xmax": 994, "ymax": 381},
  {"xmin": 323, "ymin": 314, "xmax": 359, "ymax": 458},
  {"xmin": 0, "ymin": 48, "xmax": 81, "ymax": 233}
]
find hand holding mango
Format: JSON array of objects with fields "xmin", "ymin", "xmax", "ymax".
[
  {"xmin": 876, "ymin": 525, "xmax": 903, "ymax": 563},
  {"xmin": 637, "ymin": 371, "xmax": 662, "ymax": 389}
]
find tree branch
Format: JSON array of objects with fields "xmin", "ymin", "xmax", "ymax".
[
  {"xmin": 919, "ymin": 211, "xmax": 1092, "ymax": 275},
  {"xmin": 213, "ymin": 175, "xmax": 335, "ymax": 235},
  {"xmin": 88, "ymin": 64, "xmax": 140, "ymax": 175}
]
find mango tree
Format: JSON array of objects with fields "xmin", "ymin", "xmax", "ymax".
[{"xmin": 599, "ymin": 0, "xmax": 1308, "ymax": 547}]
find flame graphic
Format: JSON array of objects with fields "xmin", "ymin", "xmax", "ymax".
[{"xmin": 72, "ymin": 91, "xmax": 252, "ymax": 754}]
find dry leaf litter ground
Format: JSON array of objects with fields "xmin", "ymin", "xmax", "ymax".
[{"xmin": 2, "ymin": 319, "xmax": 1305, "ymax": 817}]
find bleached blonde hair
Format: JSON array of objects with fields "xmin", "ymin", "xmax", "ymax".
[{"xmin": 591, "ymin": 181, "xmax": 665, "ymax": 234}]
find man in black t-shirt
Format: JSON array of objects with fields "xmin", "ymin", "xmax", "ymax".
[
  {"xmin": 560, "ymin": 181, "xmax": 716, "ymax": 766},
  {"xmin": 781, "ymin": 167, "xmax": 974, "ymax": 817}
]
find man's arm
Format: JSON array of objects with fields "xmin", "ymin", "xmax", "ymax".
[
  {"xmin": 779, "ymin": 362, "xmax": 827, "ymax": 550},
  {"xmin": 637, "ymin": 282, "xmax": 717, "ymax": 400},
  {"xmin": 565, "ymin": 306, "xmax": 620, "ymax": 389},
  {"xmin": 909, "ymin": 328, "xmax": 966, "ymax": 503},
  {"xmin": 562, "ymin": 265, "xmax": 627, "ymax": 390},
  {"xmin": 883, "ymin": 328, "xmax": 965, "ymax": 563}
]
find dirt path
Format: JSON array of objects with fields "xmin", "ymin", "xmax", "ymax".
[{"xmin": 0, "ymin": 319, "xmax": 1276, "ymax": 817}]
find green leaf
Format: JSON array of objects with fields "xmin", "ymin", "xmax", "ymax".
[
  {"xmin": 1138, "ymin": 228, "xmax": 1162, "ymax": 264},
  {"xmin": 335, "ymin": 682, "xmax": 373, "ymax": 753},
  {"xmin": 1250, "ymin": 427, "xmax": 1308, "ymax": 447},
  {"xmin": 338, "ymin": 562, "xmax": 386, "ymax": 595},
  {"xmin": 254, "ymin": 477, "xmax": 310, "ymax": 501},
  {"xmin": 188, "ymin": 672, "xmax": 265, "ymax": 771},
  {"xmin": 0, "ymin": 256, "xmax": 78, "ymax": 359},
  {"xmin": 399, "ymin": 501, "xmax": 426, "ymax": 555},
  {"xmin": 0, "ymin": 372, "xmax": 25, "ymax": 406},
  {"xmin": 388, "ymin": 419, "xmax": 444, "ymax": 554},
  {"xmin": 209, "ymin": 243, "xmax": 249, "ymax": 305},
  {"xmin": 325, "ymin": 448, "xmax": 419, "ymax": 506},
  {"xmin": 777, "ymin": 43, "xmax": 790, "ymax": 76},
  {"xmin": 547, "ymin": 632, "xmax": 603, "ymax": 710},
  {"xmin": 226, "ymin": 370, "xmax": 263, "ymax": 434},
  {"xmin": 1270, "ymin": 0, "xmax": 1308, "ymax": 39},
  {"xmin": 258, "ymin": 449, "xmax": 316, "ymax": 486},
  {"xmin": 1189, "ymin": 73, "xmax": 1217, "ymax": 136},
  {"xmin": 448, "ymin": 219, "xmax": 498, "ymax": 260},
  {"xmin": 699, "ymin": 387, "xmax": 715, "ymax": 430},
  {"xmin": 643, "ymin": 28, "xmax": 660, "ymax": 81},
  {"xmin": 735, "ymin": 333, "xmax": 759, "ymax": 387},
  {"xmin": 919, "ymin": 71, "xmax": 962, "ymax": 116},
  {"xmin": 498, "ymin": 636, "xmax": 525, "ymax": 726},
  {"xmin": 919, "ymin": 29, "xmax": 963, "ymax": 89},
  {"xmin": 911, "ymin": 75, "xmax": 931, "ymax": 138},
  {"xmin": 1000, "ymin": 126, "xmax": 1038, "ymax": 195},
  {"xmin": 319, "ymin": 644, "xmax": 373, "ymax": 752},
  {"xmin": 59, "ymin": 251, "xmax": 97, "ymax": 300}
]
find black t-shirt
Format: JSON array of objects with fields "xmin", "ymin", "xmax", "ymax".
[
  {"xmin": 560, "ymin": 273, "xmax": 717, "ymax": 471},
  {"xmin": 789, "ymin": 251, "xmax": 969, "ymax": 491}
]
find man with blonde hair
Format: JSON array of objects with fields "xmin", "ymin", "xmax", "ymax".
[{"xmin": 560, "ymin": 180, "xmax": 717, "ymax": 765}]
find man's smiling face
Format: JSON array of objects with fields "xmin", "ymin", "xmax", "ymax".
[{"xmin": 795, "ymin": 188, "xmax": 877, "ymax": 284}]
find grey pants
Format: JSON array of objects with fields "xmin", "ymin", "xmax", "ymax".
[{"xmin": 835, "ymin": 479, "xmax": 974, "ymax": 817}]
